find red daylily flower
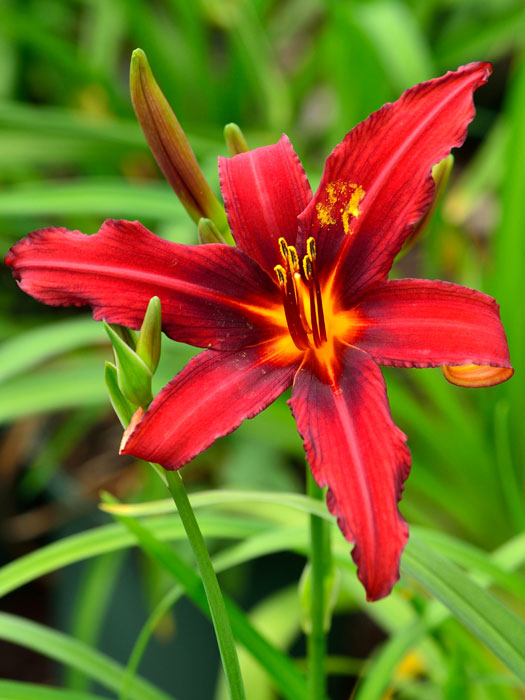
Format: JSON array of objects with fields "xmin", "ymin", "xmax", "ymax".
[{"xmin": 5, "ymin": 63, "xmax": 512, "ymax": 601}]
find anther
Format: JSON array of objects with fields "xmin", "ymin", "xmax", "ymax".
[
  {"xmin": 303, "ymin": 256, "xmax": 313, "ymax": 281},
  {"xmin": 306, "ymin": 237, "xmax": 316, "ymax": 260},
  {"xmin": 274, "ymin": 264, "xmax": 286, "ymax": 287},
  {"xmin": 287, "ymin": 246, "xmax": 299, "ymax": 272},
  {"xmin": 278, "ymin": 237, "xmax": 289, "ymax": 261}
]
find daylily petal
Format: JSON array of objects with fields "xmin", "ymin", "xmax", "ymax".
[
  {"xmin": 289, "ymin": 345, "xmax": 410, "ymax": 601},
  {"xmin": 354, "ymin": 279, "xmax": 513, "ymax": 385},
  {"xmin": 219, "ymin": 134, "xmax": 312, "ymax": 278},
  {"xmin": 121, "ymin": 344, "xmax": 298, "ymax": 468},
  {"xmin": 298, "ymin": 62, "xmax": 491, "ymax": 301},
  {"xmin": 5, "ymin": 219, "xmax": 283, "ymax": 351}
]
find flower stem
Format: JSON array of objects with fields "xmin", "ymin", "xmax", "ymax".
[
  {"xmin": 165, "ymin": 469, "xmax": 246, "ymax": 700},
  {"xmin": 306, "ymin": 467, "xmax": 328, "ymax": 699}
]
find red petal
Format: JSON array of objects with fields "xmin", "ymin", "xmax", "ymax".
[
  {"xmin": 289, "ymin": 346, "xmax": 410, "ymax": 601},
  {"xmin": 5, "ymin": 219, "xmax": 282, "ymax": 351},
  {"xmin": 121, "ymin": 345, "xmax": 298, "ymax": 468},
  {"xmin": 219, "ymin": 135, "xmax": 312, "ymax": 278},
  {"xmin": 355, "ymin": 279, "xmax": 513, "ymax": 384},
  {"xmin": 298, "ymin": 63, "xmax": 491, "ymax": 301}
]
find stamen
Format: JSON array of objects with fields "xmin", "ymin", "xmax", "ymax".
[
  {"xmin": 287, "ymin": 246, "xmax": 299, "ymax": 272},
  {"xmin": 278, "ymin": 237, "xmax": 289, "ymax": 261},
  {"xmin": 274, "ymin": 264, "xmax": 286, "ymax": 287},
  {"xmin": 307, "ymin": 237, "xmax": 316, "ymax": 260}
]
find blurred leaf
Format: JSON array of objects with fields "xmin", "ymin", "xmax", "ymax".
[
  {"xmin": 107, "ymin": 506, "xmax": 311, "ymax": 700},
  {"xmin": 0, "ymin": 613, "xmax": 172, "ymax": 700},
  {"xmin": 0, "ymin": 317, "xmax": 105, "ymax": 384},
  {"xmin": 66, "ymin": 552, "xmax": 126, "ymax": 692},
  {"xmin": 354, "ymin": 0, "xmax": 434, "ymax": 91},
  {"xmin": 0, "ymin": 680, "xmax": 111, "ymax": 700},
  {"xmin": 402, "ymin": 536, "xmax": 525, "ymax": 682}
]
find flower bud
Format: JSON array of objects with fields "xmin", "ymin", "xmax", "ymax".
[
  {"xmin": 136, "ymin": 296, "xmax": 162, "ymax": 373},
  {"xmin": 401, "ymin": 154, "xmax": 454, "ymax": 255},
  {"xmin": 299, "ymin": 562, "xmax": 341, "ymax": 633},
  {"xmin": 198, "ymin": 217, "xmax": 226, "ymax": 244},
  {"xmin": 130, "ymin": 48, "xmax": 228, "ymax": 233},
  {"xmin": 104, "ymin": 361, "xmax": 135, "ymax": 428},
  {"xmin": 224, "ymin": 123, "xmax": 249, "ymax": 156},
  {"xmin": 104, "ymin": 321, "xmax": 153, "ymax": 408}
]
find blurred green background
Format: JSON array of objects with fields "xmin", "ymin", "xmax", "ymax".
[{"xmin": 0, "ymin": 0, "xmax": 524, "ymax": 698}]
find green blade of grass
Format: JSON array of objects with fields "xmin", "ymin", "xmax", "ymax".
[
  {"xmin": 106, "ymin": 505, "xmax": 311, "ymax": 700},
  {"xmin": 0, "ymin": 680, "xmax": 111, "ymax": 700},
  {"xmin": 0, "ymin": 613, "xmax": 173, "ymax": 700},
  {"xmin": 402, "ymin": 535, "xmax": 525, "ymax": 682}
]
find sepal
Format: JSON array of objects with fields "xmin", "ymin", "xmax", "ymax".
[{"xmin": 104, "ymin": 321, "xmax": 153, "ymax": 408}]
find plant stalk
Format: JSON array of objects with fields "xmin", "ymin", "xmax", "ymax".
[
  {"xmin": 165, "ymin": 469, "xmax": 246, "ymax": 700},
  {"xmin": 306, "ymin": 467, "xmax": 328, "ymax": 699}
]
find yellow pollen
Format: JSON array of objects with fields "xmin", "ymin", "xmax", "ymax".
[
  {"xmin": 274, "ymin": 264, "xmax": 286, "ymax": 286},
  {"xmin": 278, "ymin": 237, "xmax": 289, "ymax": 260},
  {"xmin": 303, "ymin": 255, "xmax": 313, "ymax": 280},
  {"xmin": 287, "ymin": 246, "xmax": 299, "ymax": 271},
  {"xmin": 315, "ymin": 180, "xmax": 365, "ymax": 234}
]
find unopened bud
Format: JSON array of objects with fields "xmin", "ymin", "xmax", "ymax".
[
  {"xmin": 130, "ymin": 48, "xmax": 228, "ymax": 233},
  {"xmin": 198, "ymin": 217, "xmax": 226, "ymax": 244},
  {"xmin": 299, "ymin": 562, "xmax": 341, "ymax": 633},
  {"xmin": 104, "ymin": 321, "xmax": 153, "ymax": 408},
  {"xmin": 224, "ymin": 123, "xmax": 249, "ymax": 156},
  {"xmin": 401, "ymin": 154, "xmax": 454, "ymax": 255},
  {"xmin": 104, "ymin": 362, "xmax": 135, "ymax": 428},
  {"xmin": 136, "ymin": 296, "xmax": 162, "ymax": 373}
]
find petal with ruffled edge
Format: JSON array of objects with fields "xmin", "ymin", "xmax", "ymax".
[
  {"xmin": 354, "ymin": 279, "xmax": 513, "ymax": 386},
  {"xmin": 219, "ymin": 134, "xmax": 312, "ymax": 278},
  {"xmin": 5, "ymin": 219, "xmax": 285, "ymax": 351},
  {"xmin": 298, "ymin": 62, "xmax": 491, "ymax": 302},
  {"xmin": 289, "ymin": 344, "xmax": 410, "ymax": 601},
  {"xmin": 121, "ymin": 343, "xmax": 299, "ymax": 468}
]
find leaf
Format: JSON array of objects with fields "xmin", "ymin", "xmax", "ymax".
[
  {"xmin": 402, "ymin": 535, "xmax": 525, "ymax": 682},
  {"xmin": 107, "ymin": 506, "xmax": 311, "ymax": 700},
  {"xmin": 0, "ymin": 613, "xmax": 172, "ymax": 700}
]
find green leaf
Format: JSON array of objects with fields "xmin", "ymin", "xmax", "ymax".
[
  {"xmin": 0, "ymin": 680, "xmax": 110, "ymax": 700},
  {"xmin": 107, "ymin": 506, "xmax": 311, "ymax": 700},
  {"xmin": 0, "ymin": 613, "xmax": 173, "ymax": 700},
  {"xmin": 0, "ymin": 317, "xmax": 105, "ymax": 385},
  {"xmin": 402, "ymin": 535, "xmax": 525, "ymax": 682}
]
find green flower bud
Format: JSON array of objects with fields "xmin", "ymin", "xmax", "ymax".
[
  {"xmin": 299, "ymin": 562, "xmax": 341, "ymax": 634},
  {"xmin": 130, "ymin": 48, "xmax": 228, "ymax": 233},
  {"xmin": 104, "ymin": 361, "xmax": 135, "ymax": 428},
  {"xmin": 400, "ymin": 154, "xmax": 454, "ymax": 256},
  {"xmin": 224, "ymin": 123, "xmax": 250, "ymax": 156},
  {"xmin": 136, "ymin": 296, "xmax": 162, "ymax": 373},
  {"xmin": 198, "ymin": 217, "xmax": 226, "ymax": 244},
  {"xmin": 104, "ymin": 321, "xmax": 153, "ymax": 408}
]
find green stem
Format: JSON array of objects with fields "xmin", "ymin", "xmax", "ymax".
[
  {"xmin": 306, "ymin": 468, "xmax": 328, "ymax": 700},
  {"xmin": 165, "ymin": 469, "xmax": 245, "ymax": 700}
]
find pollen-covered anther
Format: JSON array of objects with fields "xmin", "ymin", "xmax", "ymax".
[
  {"xmin": 306, "ymin": 236, "xmax": 316, "ymax": 260},
  {"xmin": 274, "ymin": 264, "xmax": 286, "ymax": 287},
  {"xmin": 287, "ymin": 246, "xmax": 299, "ymax": 272},
  {"xmin": 278, "ymin": 237, "xmax": 289, "ymax": 261}
]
